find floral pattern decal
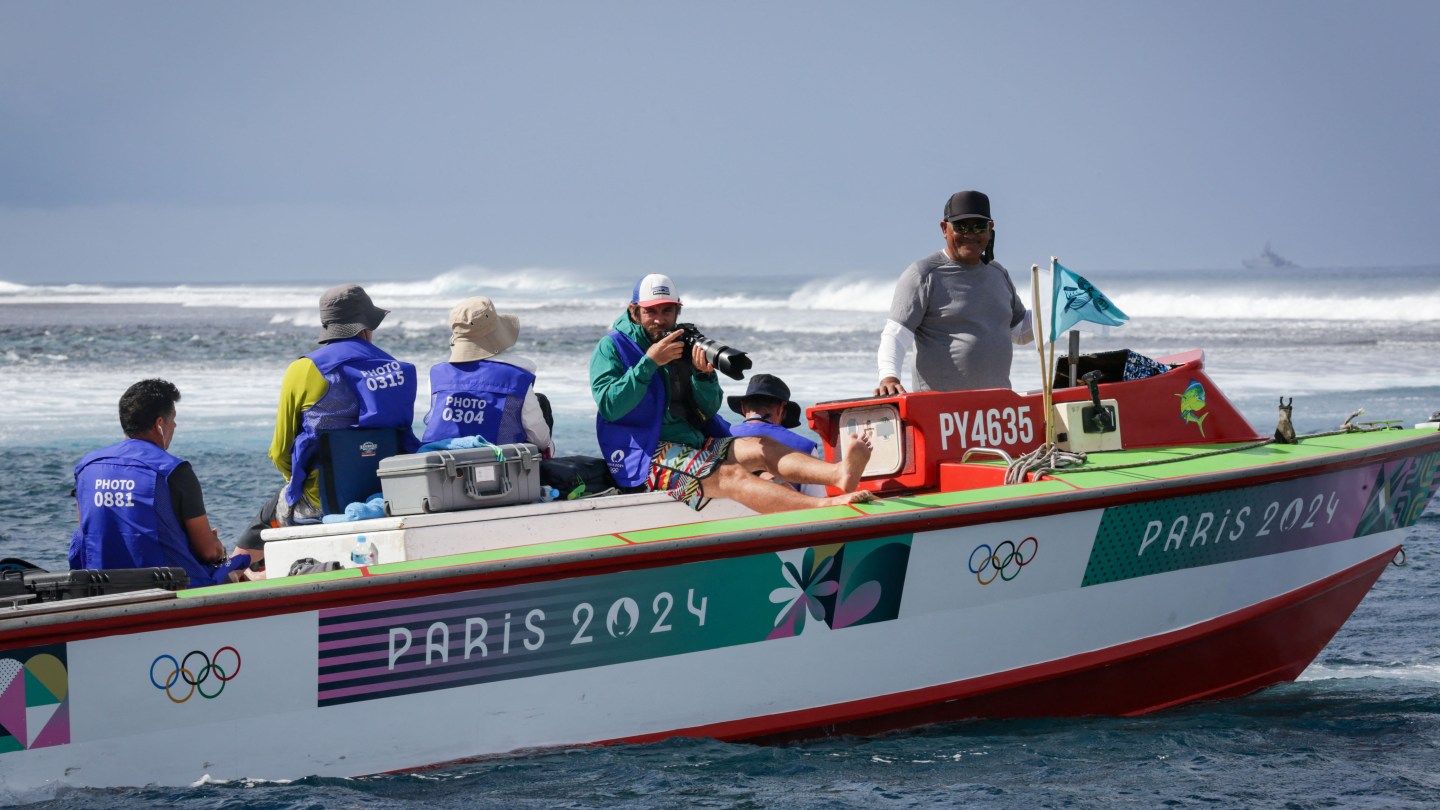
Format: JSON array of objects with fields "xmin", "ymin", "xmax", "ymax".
[{"xmin": 767, "ymin": 537, "xmax": 911, "ymax": 639}]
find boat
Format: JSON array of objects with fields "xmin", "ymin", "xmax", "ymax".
[
  {"xmin": 0, "ymin": 348, "xmax": 1436, "ymax": 796},
  {"xmin": 1242, "ymin": 243, "xmax": 1299, "ymax": 270}
]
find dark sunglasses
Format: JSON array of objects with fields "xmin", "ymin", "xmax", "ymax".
[{"xmin": 949, "ymin": 220, "xmax": 991, "ymax": 235}]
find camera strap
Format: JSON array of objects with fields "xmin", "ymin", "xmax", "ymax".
[{"xmin": 664, "ymin": 357, "xmax": 710, "ymax": 433}]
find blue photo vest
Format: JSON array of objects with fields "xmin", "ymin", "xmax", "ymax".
[
  {"xmin": 285, "ymin": 338, "xmax": 418, "ymax": 506},
  {"xmin": 595, "ymin": 331, "xmax": 667, "ymax": 488},
  {"xmin": 594, "ymin": 330, "xmax": 730, "ymax": 488},
  {"xmin": 70, "ymin": 438, "xmax": 218, "ymax": 587},
  {"xmin": 422, "ymin": 360, "xmax": 535, "ymax": 444},
  {"xmin": 729, "ymin": 420, "xmax": 818, "ymax": 456}
]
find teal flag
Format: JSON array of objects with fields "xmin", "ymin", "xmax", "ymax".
[{"xmin": 1050, "ymin": 261, "xmax": 1129, "ymax": 342}]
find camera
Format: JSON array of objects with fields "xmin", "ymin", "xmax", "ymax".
[{"xmin": 673, "ymin": 323, "xmax": 752, "ymax": 380}]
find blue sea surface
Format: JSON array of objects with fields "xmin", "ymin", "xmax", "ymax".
[{"xmin": 3, "ymin": 267, "xmax": 1440, "ymax": 807}]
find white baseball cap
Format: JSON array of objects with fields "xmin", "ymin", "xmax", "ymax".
[{"xmin": 631, "ymin": 273, "xmax": 681, "ymax": 307}]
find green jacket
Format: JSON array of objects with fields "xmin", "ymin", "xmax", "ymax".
[{"xmin": 589, "ymin": 311, "xmax": 724, "ymax": 447}]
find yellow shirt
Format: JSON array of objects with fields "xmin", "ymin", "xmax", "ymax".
[{"xmin": 268, "ymin": 357, "xmax": 330, "ymax": 509}]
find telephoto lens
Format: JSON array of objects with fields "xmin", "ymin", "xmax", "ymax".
[{"xmin": 674, "ymin": 323, "xmax": 752, "ymax": 380}]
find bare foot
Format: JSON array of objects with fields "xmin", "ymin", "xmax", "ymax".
[
  {"xmin": 822, "ymin": 489, "xmax": 876, "ymax": 508},
  {"xmin": 835, "ymin": 431, "xmax": 874, "ymax": 492}
]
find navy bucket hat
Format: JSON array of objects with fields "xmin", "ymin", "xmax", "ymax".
[{"xmin": 727, "ymin": 373, "xmax": 803, "ymax": 429}]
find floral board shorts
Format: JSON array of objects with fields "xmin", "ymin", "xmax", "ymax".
[{"xmin": 648, "ymin": 437, "xmax": 735, "ymax": 511}]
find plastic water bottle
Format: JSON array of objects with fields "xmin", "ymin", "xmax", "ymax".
[
  {"xmin": 539, "ymin": 486, "xmax": 560, "ymax": 503},
  {"xmin": 351, "ymin": 535, "xmax": 379, "ymax": 567}
]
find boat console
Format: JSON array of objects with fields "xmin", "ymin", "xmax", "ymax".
[{"xmin": 808, "ymin": 350, "xmax": 1263, "ymax": 496}]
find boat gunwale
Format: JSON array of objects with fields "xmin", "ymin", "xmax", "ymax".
[{"xmin": 2, "ymin": 429, "xmax": 1436, "ymax": 649}]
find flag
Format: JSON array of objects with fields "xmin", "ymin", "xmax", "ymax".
[{"xmin": 1049, "ymin": 260, "xmax": 1129, "ymax": 342}]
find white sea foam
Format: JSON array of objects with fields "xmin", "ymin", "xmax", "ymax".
[
  {"xmin": 5, "ymin": 269, "xmax": 1436, "ymax": 323},
  {"xmin": 705, "ymin": 315, "xmax": 884, "ymax": 335},
  {"xmin": 266, "ymin": 310, "xmax": 459, "ymax": 333},
  {"xmin": 705, "ymin": 275, "xmax": 1440, "ymax": 322},
  {"xmin": 269, "ymin": 311, "xmax": 319, "ymax": 328},
  {"xmin": 1298, "ymin": 662, "xmax": 1440, "ymax": 684},
  {"xmin": 661, "ymin": 277, "xmax": 895, "ymax": 313},
  {"xmin": 0, "ymin": 282, "xmax": 328, "ymax": 309},
  {"xmin": 0, "ymin": 266, "xmax": 598, "ymax": 310},
  {"xmin": 363, "ymin": 266, "xmax": 606, "ymax": 303},
  {"xmin": 681, "ymin": 292, "xmax": 792, "ymax": 310},
  {"xmin": 787, "ymin": 277, "xmax": 897, "ymax": 312},
  {"xmin": 1114, "ymin": 289, "xmax": 1440, "ymax": 322}
]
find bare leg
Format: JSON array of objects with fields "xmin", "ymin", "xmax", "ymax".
[
  {"xmin": 729, "ymin": 434, "xmax": 873, "ymax": 492},
  {"xmin": 831, "ymin": 431, "xmax": 873, "ymax": 492},
  {"xmin": 700, "ymin": 461, "xmax": 875, "ymax": 514}
]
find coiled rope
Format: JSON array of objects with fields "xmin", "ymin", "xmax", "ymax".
[{"xmin": 1005, "ymin": 444, "xmax": 1088, "ymax": 485}]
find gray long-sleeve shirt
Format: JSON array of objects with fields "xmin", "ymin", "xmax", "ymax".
[{"xmin": 887, "ymin": 252, "xmax": 1027, "ymax": 391}]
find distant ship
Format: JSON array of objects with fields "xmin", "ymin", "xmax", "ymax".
[{"xmin": 1242, "ymin": 243, "xmax": 1299, "ymax": 270}]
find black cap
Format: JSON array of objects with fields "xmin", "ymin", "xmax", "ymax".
[
  {"xmin": 944, "ymin": 190, "xmax": 992, "ymax": 222},
  {"xmin": 727, "ymin": 373, "xmax": 803, "ymax": 429}
]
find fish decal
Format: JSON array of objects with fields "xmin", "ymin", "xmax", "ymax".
[
  {"xmin": 1061, "ymin": 275, "xmax": 1117, "ymax": 315},
  {"xmin": 1177, "ymin": 379, "xmax": 1208, "ymax": 436}
]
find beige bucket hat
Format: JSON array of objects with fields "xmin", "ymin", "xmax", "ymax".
[{"xmin": 449, "ymin": 296, "xmax": 520, "ymax": 362}]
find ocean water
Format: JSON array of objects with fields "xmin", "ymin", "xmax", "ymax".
[{"xmin": 2, "ymin": 264, "xmax": 1439, "ymax": 807}]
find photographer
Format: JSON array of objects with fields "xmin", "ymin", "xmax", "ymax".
[{"xmin": 590, "ymin": 274, "xmax": 875, "ymax": 514}]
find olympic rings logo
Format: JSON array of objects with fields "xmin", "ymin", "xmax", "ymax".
[
  {"xmin": 968, "ymin": 537, "xmax": 1038, "ymax": 585},
  {"xmin": 149, "ymin": 647, "xmax": 242, "ymax": 703}
]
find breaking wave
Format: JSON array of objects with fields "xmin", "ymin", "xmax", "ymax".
[{"xmin": 3, "ymin": 266, "xmax": 1436, "ymax": 322}]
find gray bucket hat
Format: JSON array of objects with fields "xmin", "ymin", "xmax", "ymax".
[{"xmin": 318, "ymin": 284, "xmax": 389, "ymax": 343}]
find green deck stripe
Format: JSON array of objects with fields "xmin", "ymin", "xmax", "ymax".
[
  {"xmin": 1034, "ymin": 469, "xmax": 1158, "ymax": 488},
  {"xmin": 182, "ymin": 429, "xmax": 1434, "ymax": 594},
  {"xmin": 181, "ymin": 536, "xmax": 631, "ymax": 594},
  {"xmin": 853, "ymin": 479, "xmax": 1076, "ymax": 514},
  {"xmin": 178, "ymin": 567, "xmax": 363, "ymax": 595},
  {"xmin": 1286, "ymin": 429, "xmax": 1430, "ymax": 450},
  {"xmin": 621, "ymin": 506, "xmax": 861, "ymax": 544},
  {"xmin": 375, "ymin": 535, "xmax": 626, "ymax": 572},
  {"xmin": 1048, "ymin": 431, "xmax": 1435, "ymax": 486}
]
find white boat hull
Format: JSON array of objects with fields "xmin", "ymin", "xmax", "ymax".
[{"xmin": 0, "ymin": 485, "xmax": 1418, "ymax": 794}]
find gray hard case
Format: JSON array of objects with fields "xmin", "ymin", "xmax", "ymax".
[{"xmin": 377, "ymin": 443, "xmax": 541, "ymax": 515}]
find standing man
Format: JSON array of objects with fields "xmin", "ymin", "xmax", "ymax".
[
  {"xmin": 591, "ymin": 274, "xmax": 874, "ymax": 514},
  {"xmin": 71, "ymin": 379, "xmax": 235, "ymax": 587},
  {"xmin": 876, "ymin": 190, "xmax": 1034, "ymax": 396}
]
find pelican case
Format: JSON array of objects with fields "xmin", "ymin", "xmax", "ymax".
[
  {"xmin": 0, "ymin": 578, "xmax": 30, "ymax": 604},
  {"xmin": 19, "ymin": 567, "xmax": 189, "ymax": 601},
  {"xmin": 378, "ymin": 443, "xmax": 541, "ymax": 515}
]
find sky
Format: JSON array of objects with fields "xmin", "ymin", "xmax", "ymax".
[{"xmin": 2, "ymin": 1, "xmax": 1438, "ymax": 285}]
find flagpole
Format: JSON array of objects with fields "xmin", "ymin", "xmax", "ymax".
[
  {"xmin": 1047, "ymin": 257, "xmax": 1058, "ymax": 431},
  {"xmin": 1031, "ymin": 263, "xmax": 1053, "ymax": 447},
  {"xmin": 1048, "ymin": 256, "xmax": 1059, "ymax": 441}
]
